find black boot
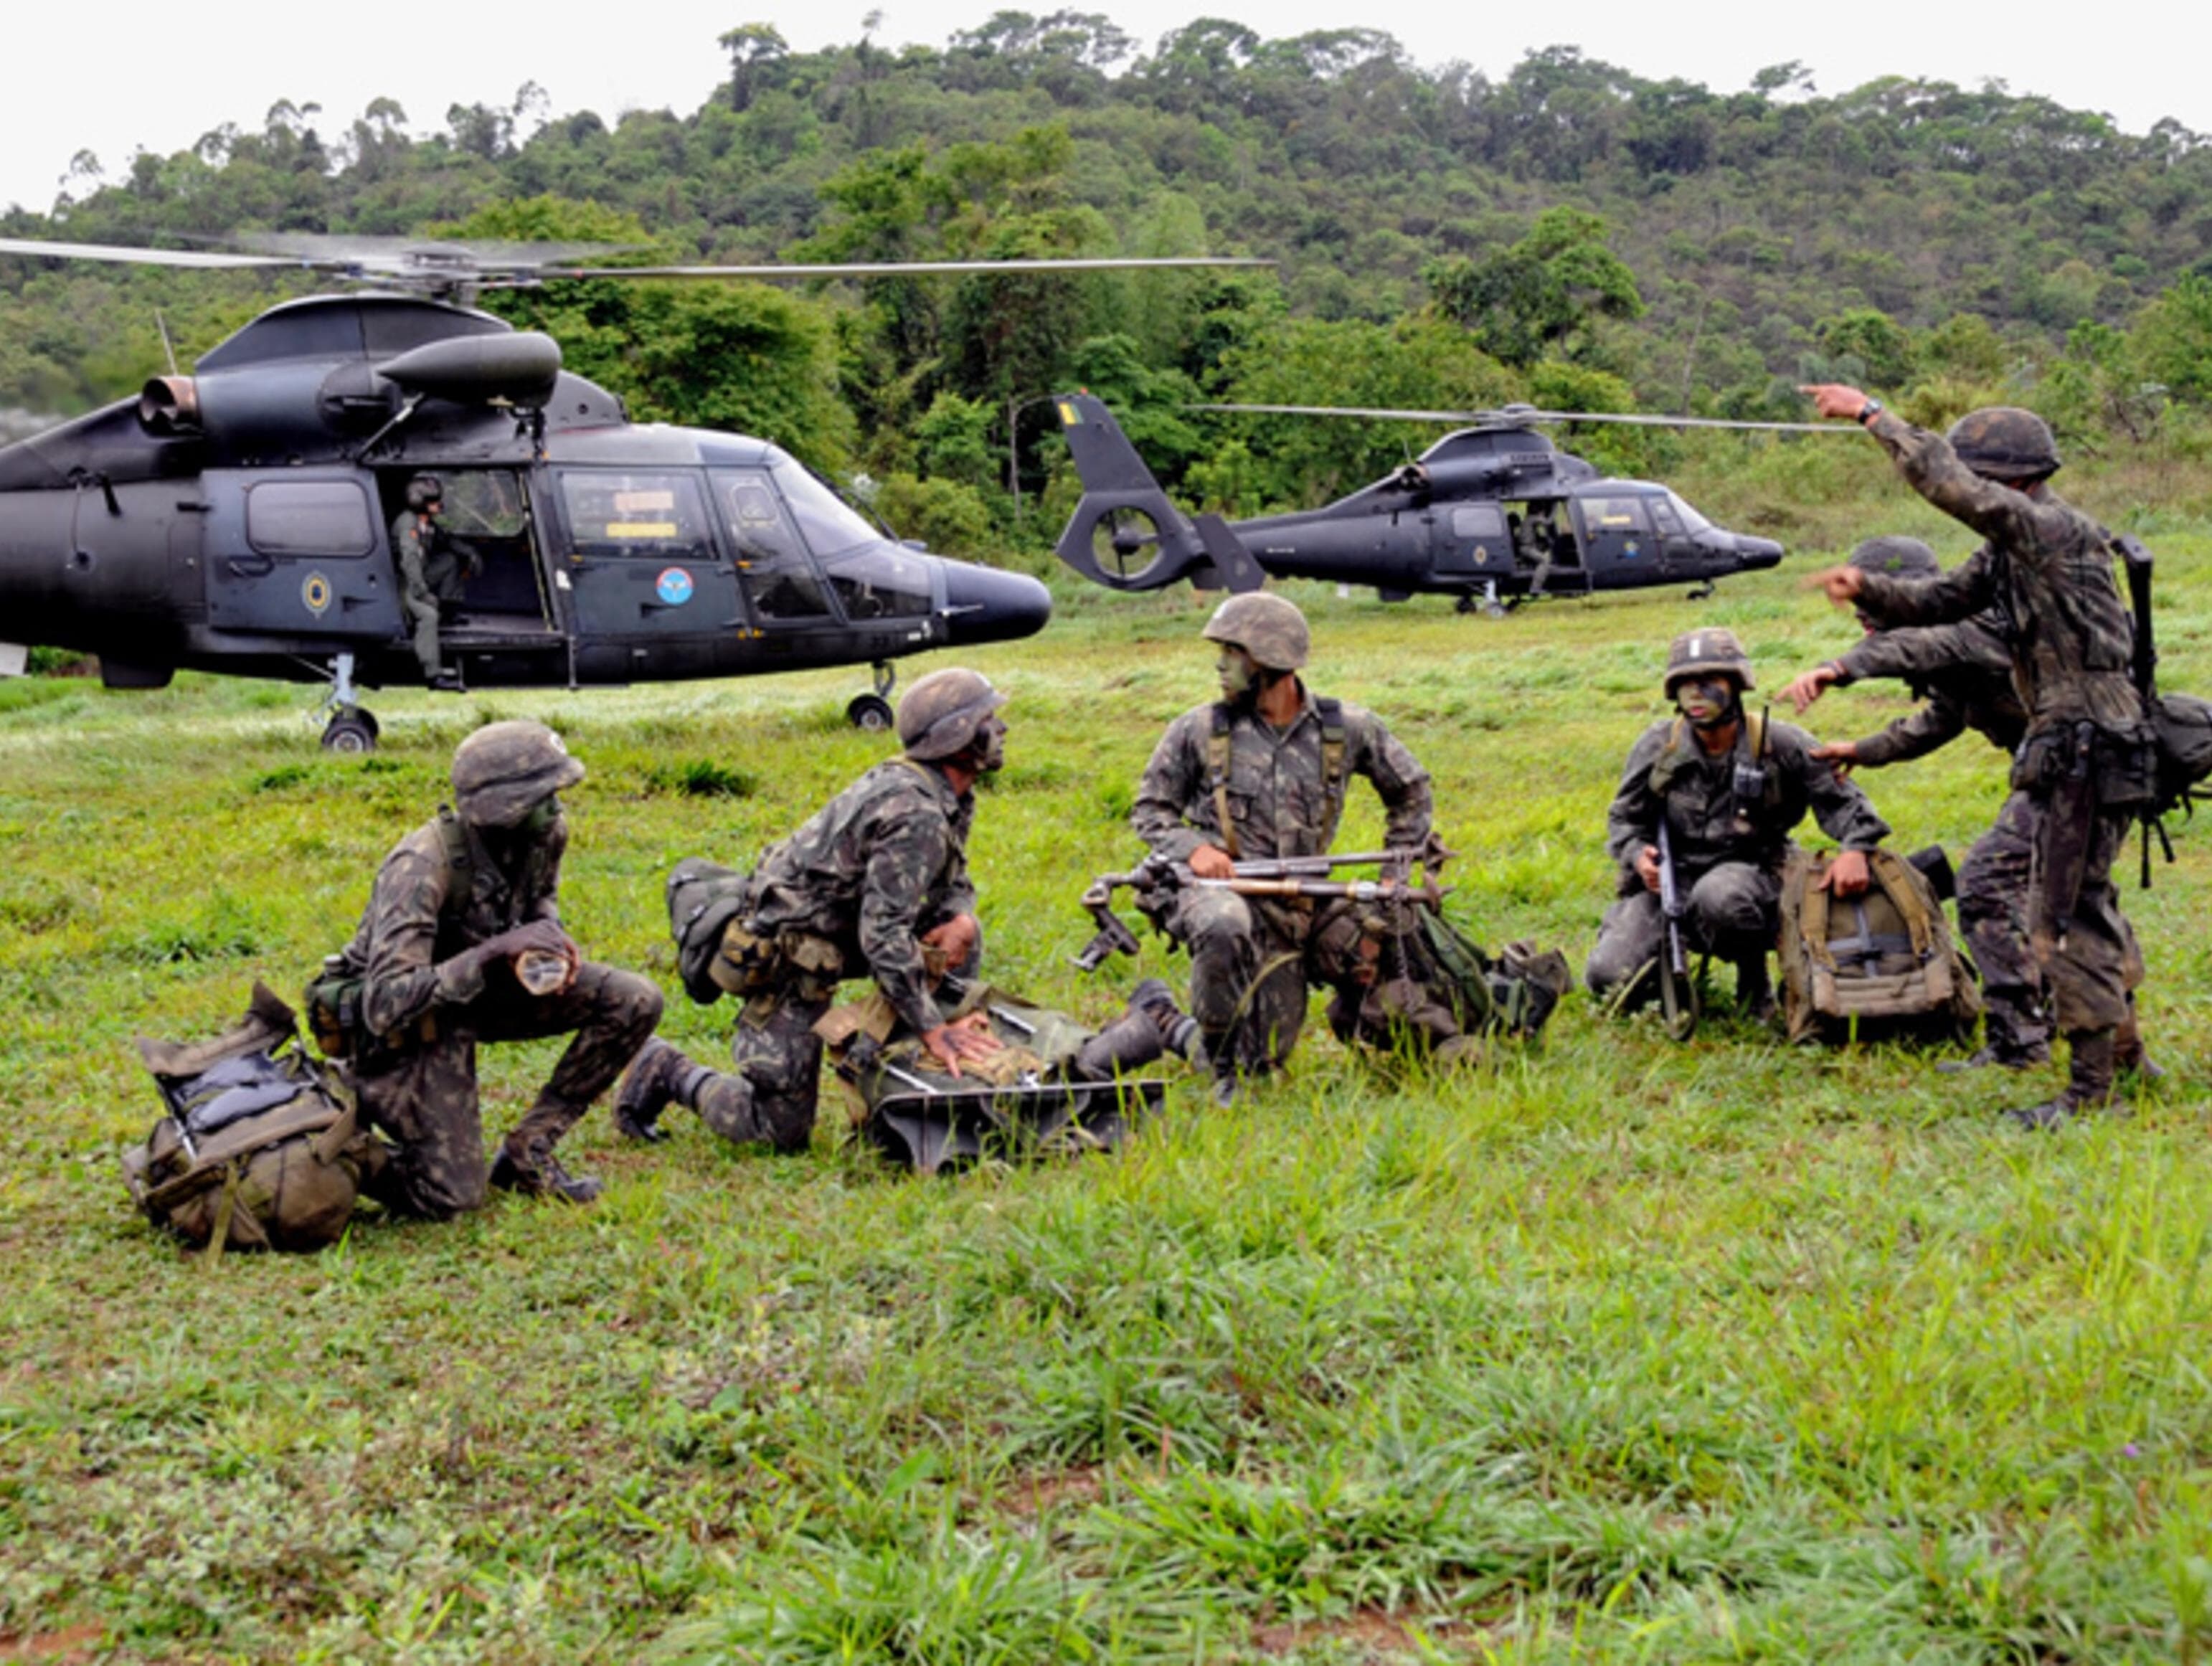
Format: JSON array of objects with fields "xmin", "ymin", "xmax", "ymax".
[
  {"xmin": 614, "ymin": 1038, "xmax": 685, "ymax": 1142},
  {"xmin": 2006, "ymin": 1028, "xmax": 2125, "ymax": 1131},
  {"xmin": 2114, "ymin": 1006, "xmax": 2165, "ymax": 1084},
  {"xmin": 1734, "ymin": 955, "xmax": 1775, "ymax": 1024},
  {"xmin": 489, "ymin": 1136, "xmax": 604, "ymax": 1203},
  {"xmin": 1129, "ymin": 978, "xmax": 1204, "ymax": 1063}
]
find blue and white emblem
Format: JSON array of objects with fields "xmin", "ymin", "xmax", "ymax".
[{"xmin": 655, "ymin": 567, "xmax": 695, "ymax": 606}]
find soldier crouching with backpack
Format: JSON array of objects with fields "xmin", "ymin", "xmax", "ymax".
[
  {"xmin": 308, "ymin": 721, "xmax": 663, "ymax": 1216},
  {"xmin": 1587, "ymin": 629, "xmax": 1890, "ymax": 1020}
]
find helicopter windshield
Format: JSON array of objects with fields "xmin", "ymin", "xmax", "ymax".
[
  {"xmin": 772, "ymin": 460, "xmax": 881, "ymax": 559},
  {"xmin": 1664, "ymin": 491, "xmax": 1713, "ymax": 534}
]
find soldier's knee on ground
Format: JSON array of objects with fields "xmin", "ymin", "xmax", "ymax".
[{"xmin": 1688, "ymin": 869, "xmax": 1769, "ymax": 942}]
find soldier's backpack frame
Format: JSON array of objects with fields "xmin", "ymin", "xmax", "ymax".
[
  {"xmin": 123, "ymin": 983, "xmax": 380, "ymax": 1254},
  {"xmin": 1777, "ymin": 850, "xmax": 1980, "ymax": 1046}
]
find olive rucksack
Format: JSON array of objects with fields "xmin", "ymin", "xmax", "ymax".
[
  {"xmin": 665, "ymin": 856, "xmax": 752, "ymax": 1005},
  {"xmin": 2150, "ymin": 691, "xmax": 2212, "ymax": 817},
  {"xmin": 1776, "ymin": 851, "xmax": 1980, "ymax": 1046},
  {"xmin": 1414, "ymin": 910, "xmax": 1572, "ymax": 1041},
  {"xmin": 123, "ymin": 983, "xmax": 384, "ymax": 1254}
]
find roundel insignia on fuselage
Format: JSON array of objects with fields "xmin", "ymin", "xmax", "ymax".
[
  {"xmin": 301, "ymin": 572, "xmax": 333, "ymax": 615},
  {"xmin": 656, "ymin": 567, "xmax": 695, "ymax": 606}
]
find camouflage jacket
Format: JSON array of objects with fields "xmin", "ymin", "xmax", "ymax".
[
  {"xmin": 1605, "ymin": 714, "xmax": 1890, "ymax": 881},
  {"xmin": 1831, "ymin": 612, "xmax": 2029, "ymax": 767},
  {"xmin": 1857, "ymin": 413, "xmax": 2145, "ymax": 734},
  {"xmin": 744, "ymin": 757, "xmax": 977, "ymax": 1035},
  {"xmin": 336, "ymin": 810, "xmax": 564, "ymax": 1039},
  {"xmin": 1130, "ymin": 687, "xmax": 1432, "ymax": 864}
]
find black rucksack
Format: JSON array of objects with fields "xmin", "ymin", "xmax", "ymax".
[{"xmin": 665, "ymin": 857, "xmax": 752, "ymax": 1005}]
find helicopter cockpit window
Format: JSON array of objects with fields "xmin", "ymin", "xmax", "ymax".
[
  {"xmin": 245, "ymin": 481, "xmax": 376, "ymax": 558},
  {"xmin": 770, "ymin": 460, "xmax": 879, "ymax": 559},
  {"xmin": 712, "ymin": 468, "xmax": 833, "ymax": 621},
  {"xmin": 558, "ymin": 471, "xmax": 717, "ymax": 562},
  {"xmin": 1579, "ymin": 497, "xmax": 1651, "ymax": 532},
  {"xmin": 1452, "ymin": 506, "xmax": 1508, "ymax": 541},
  {"xmin": 821, "ymin": 546, "xmax": 934, "ymax": 620},
  {"xmin": 1663, "ymin": 491, "xmax": 1713, "ymax": 534},
  {"xmin": 438, "ymin": 471, "xmax": 531, "ymax": 539}
]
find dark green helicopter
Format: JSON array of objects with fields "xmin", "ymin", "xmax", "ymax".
[
  {"xmin": 1052, "ymin": 393, "xmax": 1840, "ymax": 614},
  {"xmin": 0, "ymin": 236, "xmax": 1256, "ymax": 747}
]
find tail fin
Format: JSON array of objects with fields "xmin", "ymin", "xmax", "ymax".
[{"xmin": 1050, "ymin": 394, "xmax": 1262, "ymax": 593}]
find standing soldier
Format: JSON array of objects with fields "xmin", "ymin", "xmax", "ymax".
[
  {"xmin": 615, "ymin": 668, "xmax": 1010, "ymax": 1151},
  {"xmin": 391, "ymin": 473, "xmax": 478, "ymax": 690},
  {"xmin": 1803, "ymin": 388, "xmax": 2157, "ymax": 1127},
  {"xmin": 1779, "ymin": 536, "xmax": 2052, "ymax": 1069},
  {"xmin": 322, "ymin": 720, "xmax": 664, "ymax": 1216},
  {"xmin": 1130, "ymin": 593, "xmax": 1442, "ymax": 1103},
  {"xmin": 1587, "ymin": 628, "xmax": 1889, "ymax": 1017}
]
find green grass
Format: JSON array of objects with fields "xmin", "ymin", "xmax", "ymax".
[{"xmin": 6, "ymin": 528, "xmax": 2212, "ymax": 1662}]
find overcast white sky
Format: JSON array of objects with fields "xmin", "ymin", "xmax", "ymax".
[{"xmin": 4, "ymin": 1, "xmax": 2195, "ymax": 218}]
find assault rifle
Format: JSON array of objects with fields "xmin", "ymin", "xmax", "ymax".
[
  {"xmin": 1073, "ymin": 846, "xmax": 1449, "ymax": 972},
  {"xmin": 1653, "ymin": 820, "xmax": 1698, "ymax": 1041},
  {"xmin": 2117, "ymin": 531, "xmax": 2180, "ymax": 886}
]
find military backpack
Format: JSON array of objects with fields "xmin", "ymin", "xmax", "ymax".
[
  {"xmin": 123, "ymin": 983, "xmax": 384, "ymax": 1254},
  {"xmin": 1776, "ymin": 850, "xmax": 1980, "ymax": 1046}
]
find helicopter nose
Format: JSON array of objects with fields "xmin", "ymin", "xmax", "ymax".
[
  {"xmin": 1735, "ymin": 535, "xmax": 1785, "ymax": 570},
  {"xmin": 940, "ymin": 561, "xmax": 1053, "ymax": 645}
]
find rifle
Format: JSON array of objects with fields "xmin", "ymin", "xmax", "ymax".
[
  {"xmin": 1654, "ymin": 819, "xmax": 1698, "ymax": 1041},
  {"xmin": 1073, "ymin": 846, "xmax": 1447, "ymax": 972},
  {"xmin": 2116, "ymin": 532, "xmax": 2178, "ymax": 887}
]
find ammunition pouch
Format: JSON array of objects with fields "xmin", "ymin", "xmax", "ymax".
[{"xmin": 2010, "ymin": 721, "xmax": 2156, "ymax": 810}]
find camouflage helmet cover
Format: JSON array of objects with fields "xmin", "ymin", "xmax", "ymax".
[
  {"xmin": 1201, "ymin": 592, "xmax": 1310, "ymax": 672},
  {"xmin": 1847, "ymin": 536, "xmax": 1941, "ymax": 579},
  {"xmin": 898, "ymin": 667, "xmax": 1008, "ymax": 760},
  {"xmin": 451, "ymin": 719, "xmax": 585, "ymax": 827},
  {"xmin": 405, "ymin": 473, "xmax": 445, "ymax": 511},
  {"xmin": 1944, "ymin": 407, "xmax": 2060, "ymax": 482},
  {"xmin": 1664, "ymin": 628, "xmax": 1755, "ymax": 696}
]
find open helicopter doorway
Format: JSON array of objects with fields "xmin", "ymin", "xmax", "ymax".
[{"xmin": 377, "ymin": 467, "xmax": 557, "ymax": 648}]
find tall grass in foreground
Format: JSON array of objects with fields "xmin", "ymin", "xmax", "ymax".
[{"xmin": 2, "ymin": 531, "xmax": 2211, "ymax": 1662}]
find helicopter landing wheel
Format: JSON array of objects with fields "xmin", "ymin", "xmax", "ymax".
[
  {"xmin": 1687, "ymin": 581, "xmax": 1716, "ymax": 601},
  {"xmin": 846, "ymin": 693, "xmax": 895, "ymax": 733},
  {"xmin": 1455, "ymin": 594, "xmax": 1479, "ymax": 615},
  {"xmin": 1485, "ymin": 600, "xmax": 1509, "ymax": 619},
  {"xmin": 321, "ymin": 708, "xmax": 380, "ymax": 754}
]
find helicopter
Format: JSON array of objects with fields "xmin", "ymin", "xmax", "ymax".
[
  {"xmin": 1050, "ymin": 393, "xmax": 1840, "ymax": 614},
  {"xmin": 0, "ymin": 235, "xmax": 1259, "ymax": 748}
]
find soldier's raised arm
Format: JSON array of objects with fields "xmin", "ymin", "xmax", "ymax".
[{"xmin": 1848, "ymin": 688, "xmax": 1971, "ymax": 770}]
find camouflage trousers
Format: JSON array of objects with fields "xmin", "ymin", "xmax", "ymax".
[
  {"xmin": 1956, "ymin": 789, "xmax": 2048, "ymax": 1056},
  {"xmin": 1584, "ymin": 860, "xmax": 1779, "ymax": 1005},
  {"xmin": 654, "ymin": 986, "xmax": 833, "ymax": 1154},
  {"xmin": 352, "ymin": 960, "xmax": 663, "ymax": 1219},
  {"xmin": 2028, "ymin": 798, "xmax": 2141, "ymax": 1033},
  {"xmin": 1173, "ymin": 887, "xmax": 1455, "ymax": 1071}
]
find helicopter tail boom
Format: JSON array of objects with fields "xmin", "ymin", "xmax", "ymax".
[{"xmin": 1051, "ymin": 394, "xmax": 1262, "ymax": 594}]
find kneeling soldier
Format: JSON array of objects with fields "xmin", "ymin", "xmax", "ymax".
[
  {"xmin": 616, "ymin": 667, "xmax": 1011, "ymax": 1150},
  {"xmin": 1587, "ymin": 629, "xmax": 1889, "ymax": 1017},
  {"xmin": 1130, "ymin": 592, "xmax": 1443, "ymax": 1102},
  {"xmin": 321, "ymin": 721, "xmax": 663, "ymax": 1216}
]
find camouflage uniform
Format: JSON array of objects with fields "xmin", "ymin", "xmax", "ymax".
[
  {"xmin": 390, "ymin": 503, "xmax": 475, "ymax": 683},
  {"xmin": 335, "ymin": 732, "xmax": 663, "ymax": 1218},
  {"xmin": 1854, "ymin": 411, "xmax": 2152, "ymax": 1056},
  {"xmin": 1587, "ymin": 715, "xmax": 1891, "ymax": 1004},
  {"xmin": 1828, "ymin": 613, "xmax": 2051, "ymax": 1058},
  {"xmin": 1130, "ymin": 691, "xmax": 1438, "ymax": 1072},
  {"xmin": 630, "ymin": 757, "xmax": 980, "ymax": 1151}
]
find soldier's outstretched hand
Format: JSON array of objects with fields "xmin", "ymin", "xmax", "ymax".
[
  {"xmin": 1805, "ymin": 566, "xmax": 1866, "ymax": 607},
  {"xmin": 1810, "ymin": 740, "xmax": 1860, "ymax": 781},
  {"xmin": 1800, "ymin": 383, "xmax": 1872, "ymax": 421},
  {"xmin": 922, "ymin": 1012, "xmax": 1003, "ymax": 1078},
  {"xmin": 1781, "ymin": 663, "xmax": 1839, "ymax": 713},
  {"xmin": 1818, "ymin": 848, "xmax": 1871, "ymax": 896}
]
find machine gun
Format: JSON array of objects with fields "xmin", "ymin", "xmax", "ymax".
[
  {"xmin": 1654, "ymin": 820, "xmax": 1699, "ymax": 1041},
  {"xmin": 1073, "ymin": 847, "xmax": 1449, "ymax": 972}
]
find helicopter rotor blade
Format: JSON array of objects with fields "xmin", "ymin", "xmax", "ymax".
[
  {"xmin": 1186, "ymin": 401, "xmax": 1848, "ymax": 435},
  {"xmin": 0, "ymin": 236, "xmax": 301, "ymax": 270},
  {"xmin": 531, "ymin": 257, "xmax": 1272, "ymax": 281}
]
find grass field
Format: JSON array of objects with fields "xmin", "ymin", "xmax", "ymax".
[{"xmin": 4, "ymin": 519, "xmax": 2212, "ymax": 1662}]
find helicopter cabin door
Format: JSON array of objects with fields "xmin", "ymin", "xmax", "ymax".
[
  {"xmin": 709, "ymin": 467, "xmax": 842, "ymax": 658},
  {"xmin": 554, "ymin": 469, "xmax": 742, "ymax": 670},
  {"xmin": 1568, "ymin": 492, "xmax": 1665, "ymax": 590},
  {"xmin": 201, "ymin": 470, "xmax": 404, "ymax": 639}
]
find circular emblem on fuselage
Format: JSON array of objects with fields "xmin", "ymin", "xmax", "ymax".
[
  {"xmin": 656, "ymin": 567, "xmax": 695, "ymax": 606},
  {"xmin": 301, "ymin": 572, "xmax": 334, "ymax": 615}
]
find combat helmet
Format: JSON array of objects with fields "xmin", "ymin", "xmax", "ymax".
[
  {"xmin": 405, "ymin": 473, "xmax": 445, "ymax": 511},
  {"xmin": 1202, "ymin": 592, "xmax": 1309, "ymax": 672},
  {"xmin": 1945, "ymin": 407, "xmax": 2060, "ymax": 482},
  {"xmin": 1847, "ymin": 536, "xmax": 1941, "ymax": 579},
  {"xmin": 1663, "ymin": 628, "xmax": 1755, "ymax": 696},
  {"xmin": 898, "ymin": 667, "xmax": 1008, "ymax": 760},
  {"xmin": 451, "ymin": 720, "xmax": 586, "ymax": 827}
]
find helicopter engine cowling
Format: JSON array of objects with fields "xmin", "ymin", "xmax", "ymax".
[
  {"xmin": 375, "ymin": 333, "xmax": 563, "ymax": 407},
  {"xmin": 138, "ymin": 376, "xmax": 201, "ymax": 437}
]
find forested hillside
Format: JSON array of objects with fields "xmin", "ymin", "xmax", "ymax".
[{"xmin": 6, "ymin": 15, "xmax": 2212, "ymax": 548}]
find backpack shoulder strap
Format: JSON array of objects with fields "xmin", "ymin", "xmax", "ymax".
[
  {"xmin": 1314, "ymin": 696, "xmax": 1348, "ymax": 837},
  {"xmin": 1207, "ymin": 703, "xmax": 1240, "ymax": 861},
  {"xmin": 434, "ymin": 808, "xmax": 475, "ymax": 919}
]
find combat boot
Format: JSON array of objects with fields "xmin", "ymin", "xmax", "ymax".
[
  {"xmin": 1734, "ymin": 956, "xmax": 1775, "ymax": 1024},
  {"xmin": 1130, "ymin": 978, "xmax": 1204, "ymax": 1063},
  {"xmin": 2005, "ymin": 1028, "xmax": 2126, "ymax": 1132},
  {"xmin": 489, "ymin": 1135, "xmax": 604, "ymax": 1203},
  {"xmin": 614, "ymin": 1038, "xmax": 685, "ymax": 1142},
  {"xmin": 2114, "ymin": 1007, "xmax": 2165, "ymax": 1084}
]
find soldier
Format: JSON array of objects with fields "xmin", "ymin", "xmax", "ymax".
[
  {"xmin": 615, "ymin": 667, "xmax": 1011, "ymax": 1151},
  {"xmin": 1779, "ymin": 536, "xmax": 2052, "ymax": 1069},
  {"xmin": 325, "ymin": 720, "xmax": 663, "ymax": 1216},
  {"xmin": 1130, "ymin": 592, "xmax": 1442, "ymax": 1103},
  {"xmin": 1587, "ymin": 628, "xmax": 1889, "ymax": 1017},
  {"xmin": 391, "ymin": 473, "xmax": 479, "ymax": 690},
  {"xmin": 1804, "ymin": 387, "xmax": 2156, "ymax": 1127}
]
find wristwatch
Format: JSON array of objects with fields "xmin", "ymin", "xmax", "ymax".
[{"xmin": 1857, "ymin": 397, "xmax": 1885, "ymax": 425}]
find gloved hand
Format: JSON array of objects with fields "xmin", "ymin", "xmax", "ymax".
[{"xmin": 438, "ymin": 919, "xmax": 578, "ymax": 995}]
